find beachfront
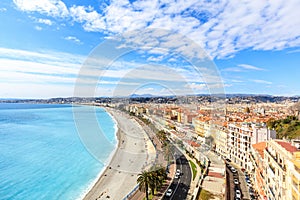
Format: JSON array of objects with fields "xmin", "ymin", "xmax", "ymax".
[{"xmin": 83, "ymin": 108, "xmax": 156, "ymax": 200}]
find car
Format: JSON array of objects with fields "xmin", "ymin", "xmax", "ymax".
[
  {"xmin": 234, "ymin": 178, "xmax": 239, "ymax": 185},
  {"xmin": 235, "ymin": 190, "xmax": 241, "ymax": 198},
  {"xmin": 174, "ymin": 174, "xmax": 179, "ymax": 179},
  {"xmin": 231, "ymin": 167, "xmax": 237, "ymax": 173},
  {"xmin": 165, "ymin": 189, "xmax": 172, "ymax": 197}
]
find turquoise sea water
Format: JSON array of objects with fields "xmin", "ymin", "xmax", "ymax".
[{"xmin": 0, "ymin": 103, "xmax": 117, "ymax": 200}]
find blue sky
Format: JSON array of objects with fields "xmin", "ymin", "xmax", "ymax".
[{"xmin": 0, "ymin": 0, "xmax": 300, "ymax": 98}]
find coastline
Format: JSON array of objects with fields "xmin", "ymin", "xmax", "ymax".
[
  {"xmin": 82, "ymin": 107, "xmax": 156, "ymax": 200},
  {"xmin": 77, "ymin": 108, "xmax": 119, "ymax": 200}
]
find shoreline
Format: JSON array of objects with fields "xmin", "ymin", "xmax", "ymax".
[
  {"xmin": 78, "ymin": 107, "xmax": 120, "ymax": 200},
  {"xmin": 82, "ymin": 107, "xmax": 156, "ymax": 200}
]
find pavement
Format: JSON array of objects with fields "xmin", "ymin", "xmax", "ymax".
[
  {"xmin": 129, "ymin": 163, "xmax": 176, "ymax": 200},
  {"xmin": 201, "ymin": 151, "xmax": 226, "ymax": 200}
]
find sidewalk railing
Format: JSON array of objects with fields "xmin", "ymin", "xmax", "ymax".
[{"xmin": 122, "ymin": 184, "xmax": 139, "ymax": 200}]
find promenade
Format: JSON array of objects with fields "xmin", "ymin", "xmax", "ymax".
[{"xmin": 83, "ymin": 109, "xmax": 156, "ymax": 200}]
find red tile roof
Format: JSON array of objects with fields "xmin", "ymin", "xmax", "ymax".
[
  {"xmin": 187, "ymin": 140, "xmax": 201, "ymax": 147},
  {"xmin": 252, "ymin": 142, "xmax": 267, "ymax": 159},
  {"xmin": 276, "ymin": 140, "xmax": 299, "ymax": 153}
]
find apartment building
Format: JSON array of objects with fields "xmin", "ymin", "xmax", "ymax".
[
  {"xmin": 290, "ymin": 152, "xmax": 300, "ymax": 200},
  {"xmin": 264, "ymin": 140, "xmax": 300, "ymax": 200},
  {"xmin": 227, "ymin": 123, "xmax": 276, "ymax": 170},
  {"xmin": 250, "ymin": 142, "xmax": 267, "ymax": 199},
  {"xmin": 214, "ymin": 125, "xmax": 228, "ymax": 158},
  {"xmin": 192, "ymin": 117, "xmax": 211, "ymax": 138}
]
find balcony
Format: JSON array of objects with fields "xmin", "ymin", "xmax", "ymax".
[
  {"xmin": 268, "ymin": 165, "xmax": 275, "ymax": 177},
  {"xmin": 268, "ymin": 187, "xmax": 276, "ymax": 199}
]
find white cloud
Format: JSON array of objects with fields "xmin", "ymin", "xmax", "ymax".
[
  {"xmin": 35, "ymin": 26, "xmax": 42, "ymax": 31},
  {"xmin": 64, "ymin": 36, "xmax": 81, "ymax": 44},
  {"xmin": 13, "ymin": 0, "xmax": 68, "ymax": 17},
  {"xmin": 224, "ymin": 64, "xmax": 265, "ymax": 72},
  {"xmin": 13, "ymin": 0, "xmax": 300, "ymax": 58},
  {"xmin": 37, "ymin": 18, "xmax": 53, "ymax": 25},
  {"xmin": 238, "ymin": 64, "xmax": 265, "ymax": 71},
  {"xmin": 69, "ymin": 5, "xmax": 105, "ymax": 32},
  {"xmin": 251, "ymin": 79, "xmax": 272, "ymax": 85},
  {"xmin": 0, "ymin": 8, "xmax": 7, "ymax": 12},
  {"xmin": 185, "ymin": 83, "xmax": 206, "ymax": 90}
]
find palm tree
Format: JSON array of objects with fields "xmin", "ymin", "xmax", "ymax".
[
  {"xmin": 149, "ymin": 166, "xmax": 167, "ymax": 196},
  {"xmin": 137, "ymin": 170, "xmax": 151, "ymax": 200}
]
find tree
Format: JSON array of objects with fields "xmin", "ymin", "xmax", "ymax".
[
  {"xmin": 137, "ymin": 166, "xmax": 168, "ymax": 198},
  {"xmin": 137, "ymin": 171, "xmax": 151, "ymax": 200},
  {"xmin": 148, "ymin": 166, "xmax": 167, "ymax": 196}
]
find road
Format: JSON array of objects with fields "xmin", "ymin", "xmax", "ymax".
[
  {"xmin": 226, "ymin": 162, "xmax": 251, "ymax": 200},
  {"xmin": 226, "ymin": 163, "xmax": 239, "ymax": 200},
  {"xmin": 162, "ymin": 145, "xmax": 192, "ymax": 200}
]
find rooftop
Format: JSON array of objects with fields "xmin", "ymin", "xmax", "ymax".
[
  {"xmin": 252, "ymin": 142, "xmax": 267, "ymax": 159},
  {"xmin": 275, "ymin": 140, "xmax": 299, "ymax": 153}
]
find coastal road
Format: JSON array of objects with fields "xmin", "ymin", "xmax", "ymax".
[{"xmin": 162, "ymin": 146, "xmax": 192, "ymax": 200}]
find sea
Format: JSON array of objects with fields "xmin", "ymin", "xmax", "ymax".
[{"xmin": 0, "ymin": 103, "xmax": 117, "ymax": 200}]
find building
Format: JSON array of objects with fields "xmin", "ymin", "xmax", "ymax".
[
  {"xmin": 264, "ymin": 140, "xmax": 300, "ymax": 200},
  {"xmin": 227, "ymin": 123, "xmax": 276, "ymax": 170},
  {"xmin": 250, "ymin": 142, "xmax": 267, "ymax": 199},
  {"xmin": 215, "ymin": 125, "xmax": 228, "ymax": 158}
]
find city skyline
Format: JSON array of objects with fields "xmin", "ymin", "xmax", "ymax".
[{"xmin": 1, "ymin": 0, "xmax": 300, "ymax": 98}]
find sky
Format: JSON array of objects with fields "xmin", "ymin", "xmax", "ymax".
[{"xmin": 0, "ymin": 0, "xmax": 300, "ymax": 98}]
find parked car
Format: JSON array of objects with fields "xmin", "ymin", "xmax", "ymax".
[
  {"xmin": 234, "ymin": 178, "xmax": 239, "ymax": 185},
  {"xmin": 165, "ymin": 189, "xmax": 172, "ymax": 197},
  {"xmin": 235, "ymin": 190, "xmax": 241, "ymax": 198},
  {"xmin": 231, "ymin": 167, "xmax": 237, "ymax": 173}
]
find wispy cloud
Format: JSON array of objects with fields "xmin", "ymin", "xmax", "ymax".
[
  {"xmin": 251, "ymin": 79, "xmax": 272, "ymax": 85},
  {"xmin": 238, "ymin": 64, "xmax": 265, "ymax": 71},
  {"xmin": 223, "ymin": 64, "xmax": 265, "ymax": 72},
  {"xmin": 64, "ymin": 36, "xmax": 82, "ymax": 44},
  {"xmin": 0, "ymin": 47, "xmax": 219, "ymax": 97},
  {"xmin": 34, "ymin": 26, "xmax": 42, "ymax": 31},
  {"xmin": 13, "ymin": 0, "xmax": 300, "ymax": 59}
]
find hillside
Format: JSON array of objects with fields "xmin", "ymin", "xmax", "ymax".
[{"xmin": 267, "ymin": 116, "xmax": 300, "ymax": 139}]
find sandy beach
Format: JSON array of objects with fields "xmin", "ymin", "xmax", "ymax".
[{"xmin": 83, "ymin": 108, "xmax": 156, "ymax": 200}]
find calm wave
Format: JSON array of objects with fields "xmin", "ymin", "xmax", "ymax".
[{"xmin": 0, "ymin": 103, "xmax": 117, "ymax": 200}]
